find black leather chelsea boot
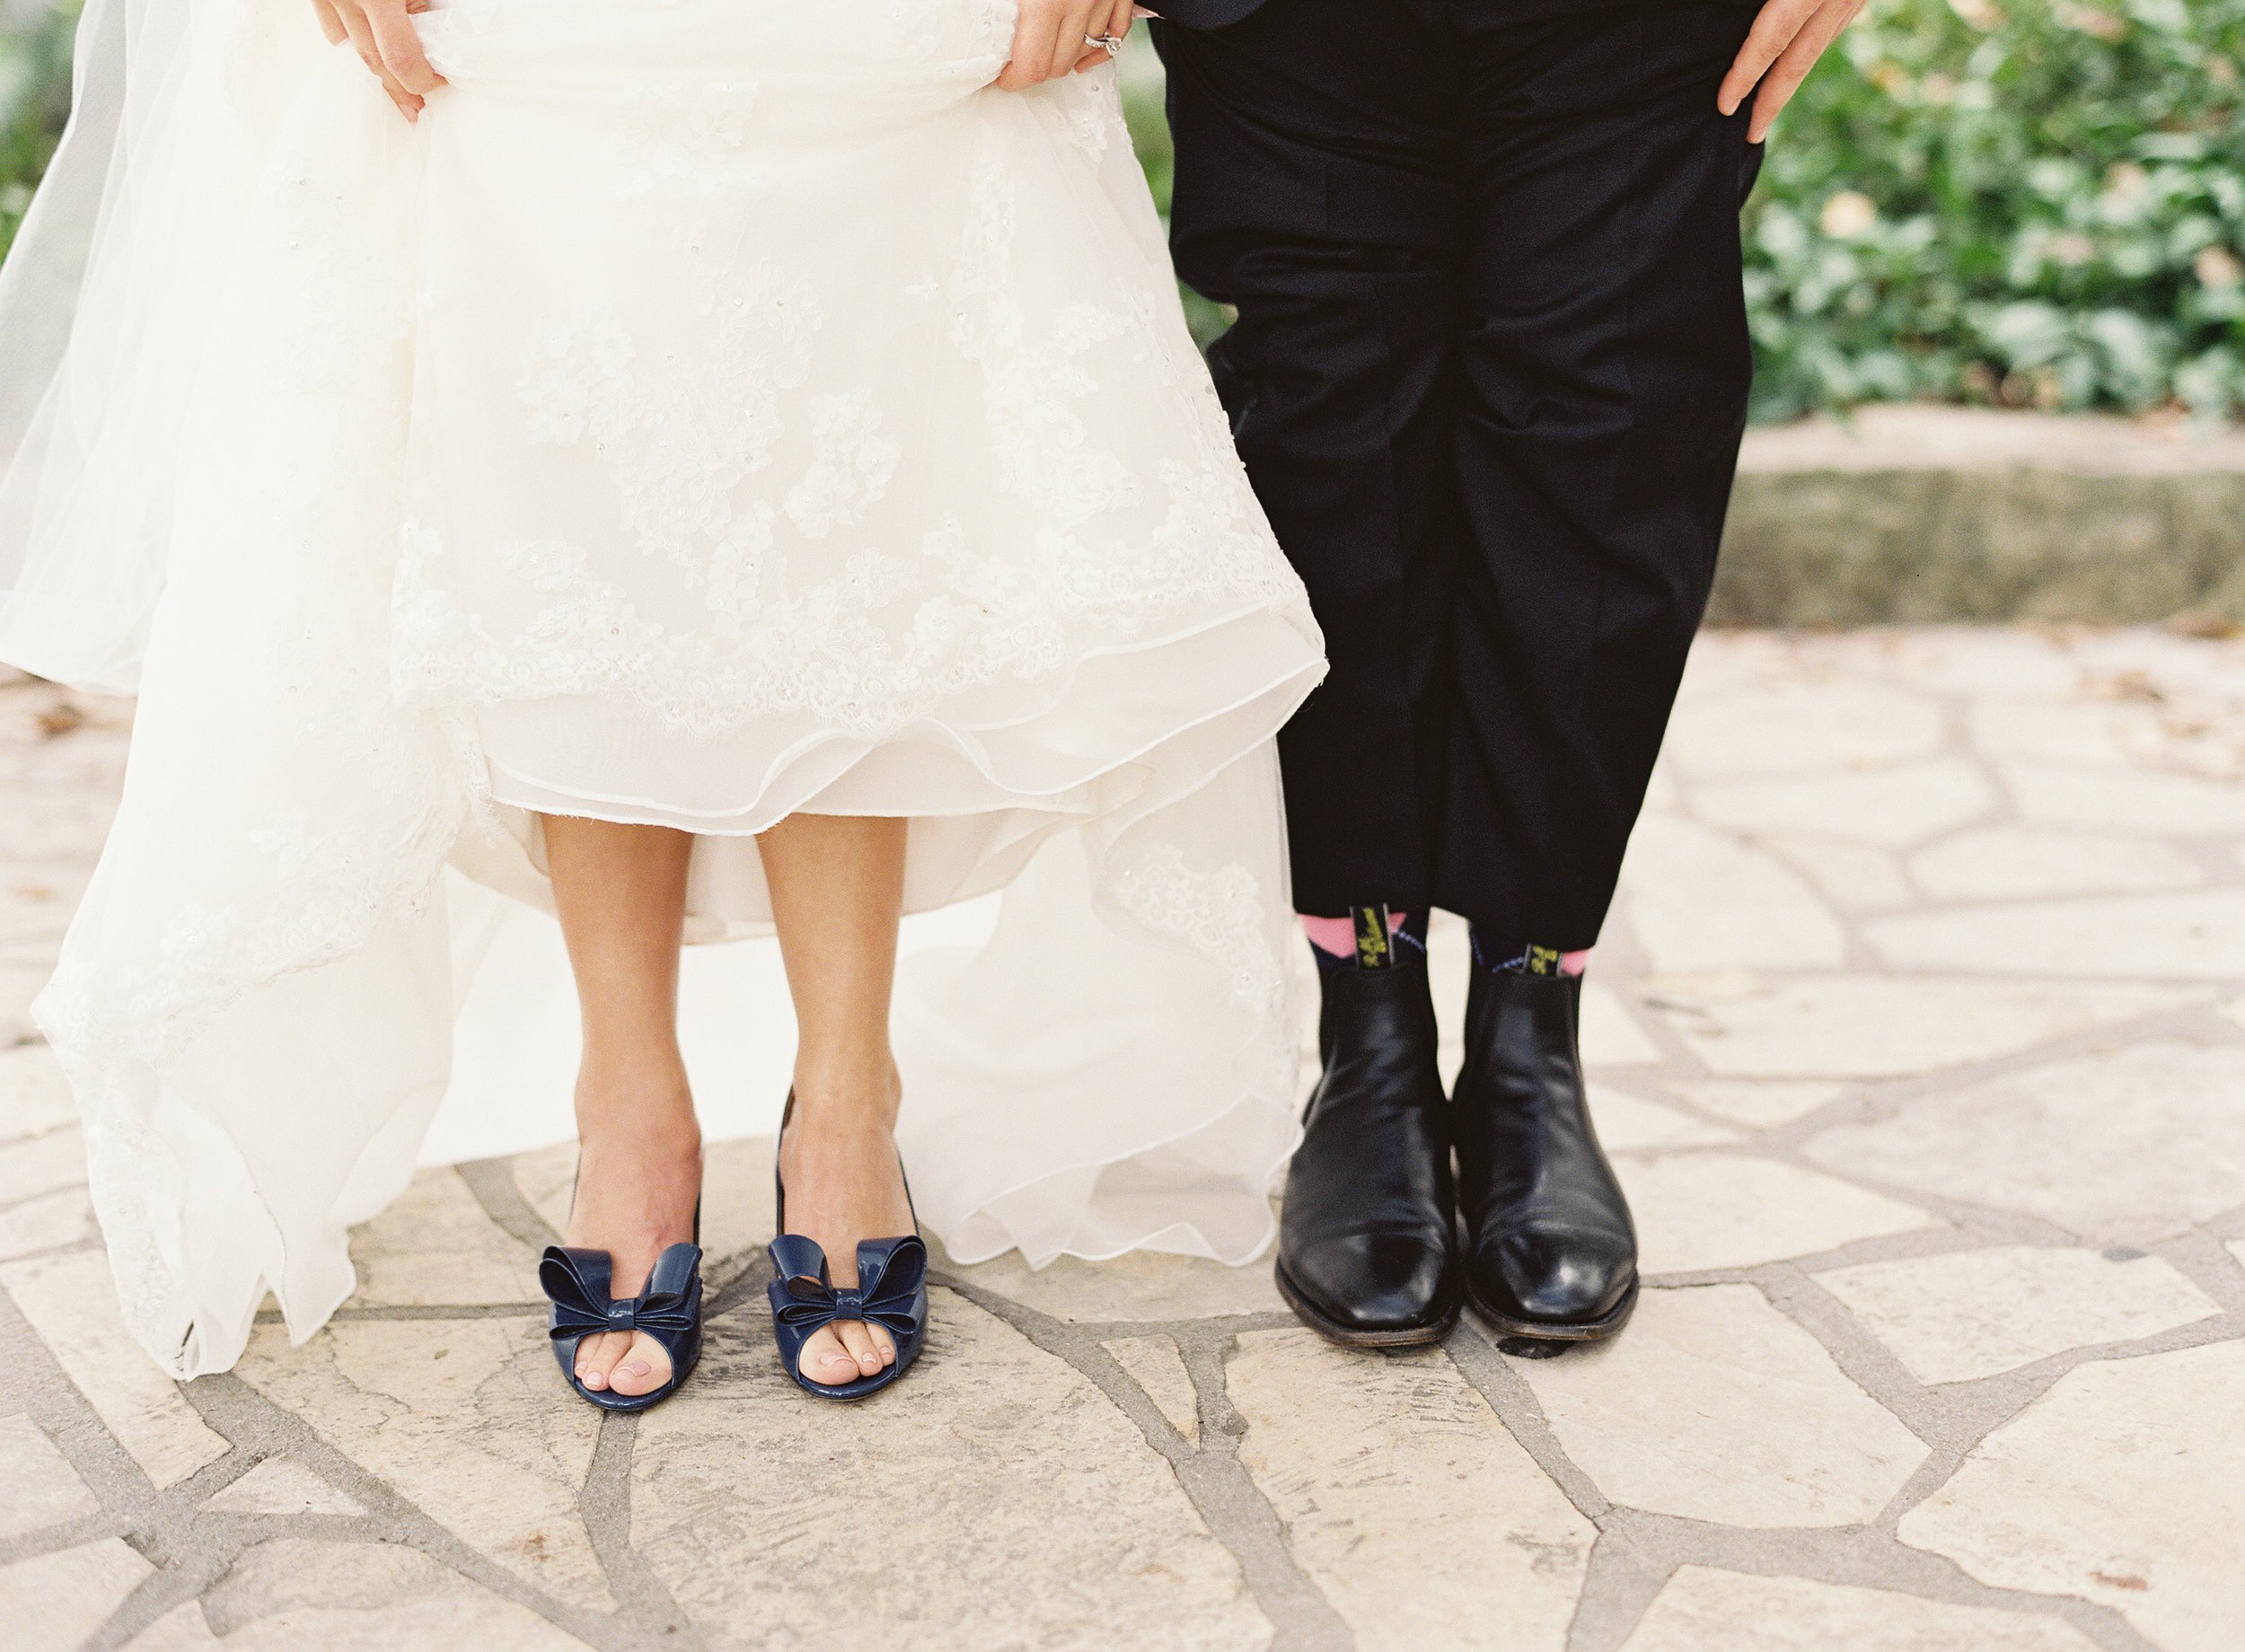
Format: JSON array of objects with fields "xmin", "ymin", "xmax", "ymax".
[
  {"xmin": 1453, "ymin": 966, "xmax": 1637, "ymax": 1345},
  {"xmin": 1275, "ymin": 959, "xmax": 1460, "ymax": 1347}
]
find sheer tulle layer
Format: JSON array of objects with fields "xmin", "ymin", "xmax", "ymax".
[
  {"xmin": 7, "ymin": 2, "xmax": 1325, "ymax": 1376},
  {"xmin": 480, "ymin": 609, "xmax": 1323, "ymax": 931}
]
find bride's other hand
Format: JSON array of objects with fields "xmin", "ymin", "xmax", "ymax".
[
  {"xmin": 997, "ymin": 0, "xmax": 1123, "ymax": 91},
  {"xmin": 310, "ymin": 0, "xmax": 446, "ymax": 123}
]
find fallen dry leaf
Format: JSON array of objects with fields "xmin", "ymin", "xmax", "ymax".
[
  {"xmin": 33, "ymin": 700, "xmax": 85, "ymax": 740},
  {"xmin": 2082, "ymin": 667, "xmax": 2166, "ymax": 704}
]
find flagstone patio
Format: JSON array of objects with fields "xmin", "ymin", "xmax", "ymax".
[{"xmin": 4, "ymin": 625, "xmax": 2241, "ymax": 1652}]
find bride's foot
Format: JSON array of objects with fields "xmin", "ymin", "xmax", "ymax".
[
  {"xmin": 777, "ymin": 1062, "xmax": 914, "ymax": 1386},
  {"xmin": 566, "ymin": 1071, "xmax": 702, "ymax": 1400}
]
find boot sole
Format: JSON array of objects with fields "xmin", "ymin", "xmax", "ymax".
[
  {"xmin": 1466, "ymin": 1273, "xmax": 1640, "ymax": 1346},
  {"xmin": 1272, "ymin": 1257, "xmax": 1461, "ymax": 1349}
]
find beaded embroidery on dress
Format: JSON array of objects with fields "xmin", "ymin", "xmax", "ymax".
[{"xmin": 0, "ymin": 0, "xmax": 1325, "ymax": 1376}]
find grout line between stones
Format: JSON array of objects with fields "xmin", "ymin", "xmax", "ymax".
[
  {"xmin": 459, "ymin": 1154, "xmax": 564, "ymax": 1252},
  {"xmin": 943, "ymin": 1275, "xmax": 1355, "ymax": 1652},
  {"xmin": 576, "ymin": 1410, "xmax": 704, "ymax": 1652},
  {"xmin": 160, "ymin": 1372, "xmax": 646, "ymax": 1652}
]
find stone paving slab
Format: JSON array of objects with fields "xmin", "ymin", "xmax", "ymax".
[{"xmin": 2, "ymin": 627, "xmax": 2241, "ymax": 1651}]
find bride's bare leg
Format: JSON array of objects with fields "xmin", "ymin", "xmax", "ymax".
[
  {"xmin": 758, "ymin": 813, "xmax": 914, "ymax": 1384},
  {"xmin": 543, "ymin": 815, "xmax": 704, "ymax": 1398}
]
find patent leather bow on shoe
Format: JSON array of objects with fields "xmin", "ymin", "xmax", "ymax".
[
  {"xmin": 1453, "ymin": 968, "xmax": 1638, "ymax": 1346},
  {"xmin": 766, "ymin": 1094, "xmax": 929, "ymax": 1401},
  {"xmin": 540, "ymin": 1237, "xmax": 705, "ymax": 1412},
  {"xmin": 1274, "ymin": 960, "xmax": 1461, "ymax": 1347}
]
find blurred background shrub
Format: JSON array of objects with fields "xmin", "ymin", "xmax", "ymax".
[
  {"xmin": 0, "ymin": 0, "xmax": 72, "ymax": 262},
  {"xmin": 1734, "ymin": 0, "xmax": 2245, "ymax": 423},
  {"xmin": 8, "ymin": 0, "xmax": 2245, "ymax": 424}
]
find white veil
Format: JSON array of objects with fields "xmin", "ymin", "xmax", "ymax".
[{"xmin": 0, "ymin": 0, "xmax": 242, "ymax": 690}]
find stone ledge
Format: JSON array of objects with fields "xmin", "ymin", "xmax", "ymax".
[{"xmin": 1718, "ymin": 406, "xmax": 2245, "ymax": 627}]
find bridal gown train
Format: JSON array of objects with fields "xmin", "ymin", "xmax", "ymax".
[{"xmin": 0, "ymin": 0, "xmax": 1325, "ymax": 1376}]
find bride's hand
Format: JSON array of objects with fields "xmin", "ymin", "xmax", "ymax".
[
  {"xmin": 310, "ymin": 0, "xmax": 446, "ymax": 123},
  {"xmin": 997, "ymin": 0, "xmax": 1135, "ymax": 91}
]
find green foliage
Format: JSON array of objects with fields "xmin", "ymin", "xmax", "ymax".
[
  {"xmin": 7, "ymin": 3, "xmax": 2245, "ymax": 419},
  {"xmin": 0, "ymin": 2, "xmax": 75, "ymax": 263},
  {"xmin": 1743, "ymin": 0, "xmax": 2245, "ymax": 421}
]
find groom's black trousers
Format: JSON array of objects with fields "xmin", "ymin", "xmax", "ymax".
[{"xmin": 1156, "ymin": 0, "xmax": 1764, "ymax": 948}]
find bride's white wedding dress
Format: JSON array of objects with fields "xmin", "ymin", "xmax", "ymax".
[{"xmin": 0, "ymin": 0, "xmax": 1324, "ymax": 1376}]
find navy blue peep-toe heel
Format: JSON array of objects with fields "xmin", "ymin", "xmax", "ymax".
[
  {"xmin": 541, "ymin": 1199, "xmax": 704, "ymax": 1413},
  {"xmin": 766, "ymin": 1093, "xmax": 929, "ymax": 1401}
]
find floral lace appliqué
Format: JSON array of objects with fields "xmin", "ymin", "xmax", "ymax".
[
  {"xmin": 517, "ymin": 265, "xmax": 823, "ymax": 571},
  {"xmin": 787, "ymin": 391, "xmax": 904, "ymax": 538}
]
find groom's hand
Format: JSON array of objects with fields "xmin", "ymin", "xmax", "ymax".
[
  {"xmin": 998, "ymin": 0, "xmax": 1136, "ymax": 90},
  {"xmin": 310, "ymin": 0, "xmax": 445, "ymax": 123},
  {"xmin": 1718, "ymin": 0, "xmax": 1866, "ymax": 144}
]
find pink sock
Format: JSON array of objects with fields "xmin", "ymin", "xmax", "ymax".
[
  {"xmin": 1305, "ymin": 916, "xmax": 1588, "ymax": 975},
  {"xmin": 1299, "ymin": 911, "xmax": 1404, "ymax": 958}
]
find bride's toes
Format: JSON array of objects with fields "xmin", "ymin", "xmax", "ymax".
[
  {"xmin": 837, "ymin": 1320, "xmax": 885, "ymax": 1377},
  {"xmin": 799, "ymin": 1325, "xmax": 862, "ymax": 1385},
  {"xmin": 576, "ymin": 1329, "xmax": 630, "ymax": 1392},
  {"xmin": 605, "ymin": 1331, "xmax": 674, "ymax": 1397}
]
